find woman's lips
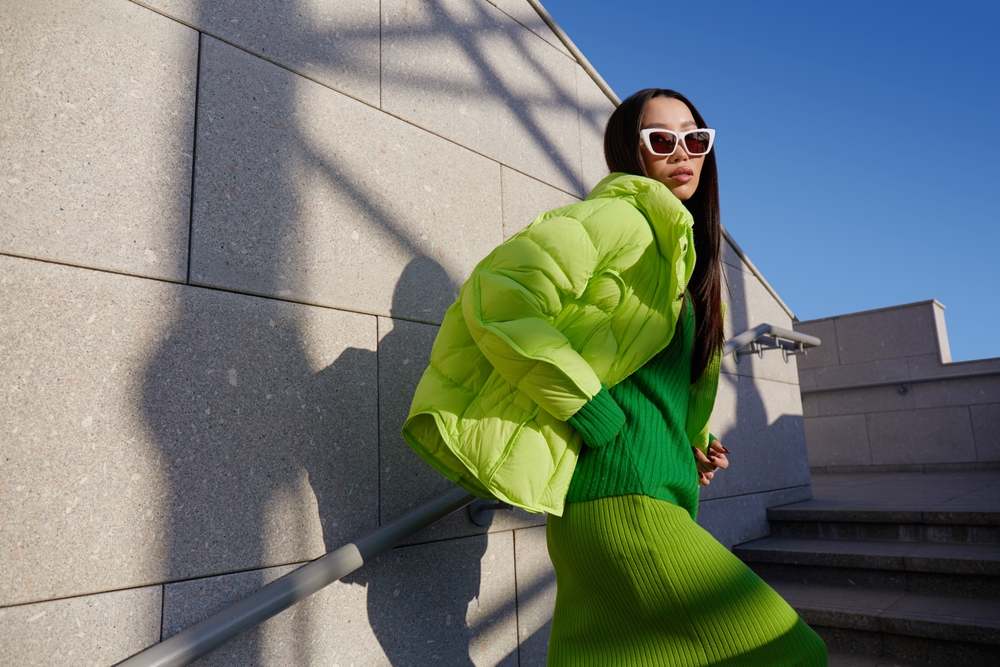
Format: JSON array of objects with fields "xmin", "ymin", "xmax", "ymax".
[{"xmin": 669, "ymin": 167, "xmax": 693, "ymax": 183}]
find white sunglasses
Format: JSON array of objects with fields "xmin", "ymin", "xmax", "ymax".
[{"xmin": 639, "ymin": 127, "xmax": 716, "ymax": 156}]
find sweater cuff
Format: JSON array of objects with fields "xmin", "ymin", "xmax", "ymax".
[
  {"xmin": 709, "ymin": 433, "xmax": 718, "ymax": 444},
  {"xmin": 567, "ymin": 386, "xmax": 625, "ymax": 449}
]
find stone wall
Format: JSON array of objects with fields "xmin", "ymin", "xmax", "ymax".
[
  {"xmin": 0, "ymin": 0, "xmax": 810, "ymax": 664},
  {"xmin": 795, "ymin": 301, "xmax": 1000, "ymax": 472}
]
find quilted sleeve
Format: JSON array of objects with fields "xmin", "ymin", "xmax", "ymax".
[{"xmin": 461, "ymin": 209, "xmax": 645, "ymax": 421}]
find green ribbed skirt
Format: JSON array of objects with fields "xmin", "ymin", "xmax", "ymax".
[{"xmin": 546, "ymin": 495, "xmax": 827, "ymax": 666}]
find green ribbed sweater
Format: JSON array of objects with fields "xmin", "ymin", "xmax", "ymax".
[{"xmin": 567, "ymin": 301, "xmax": 711, "ymax": 520}]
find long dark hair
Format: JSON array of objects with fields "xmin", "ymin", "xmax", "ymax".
[{"xmin": 604, "ymin": 88, "xmax": 724, "ymax": 383}]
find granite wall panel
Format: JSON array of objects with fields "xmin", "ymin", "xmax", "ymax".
[
  {"xmin": 382, "ymin": 0, "xmax": 584, "ymax": 194},
  {"xmin": 971, "ymin": 403, "xmax": 1000, "ymax": 462},
  {"xmin": 190, "ymin": 36, "xmax": 502, "ymax": 323},
  {"xmin": 163, "ymin": 531, "xmax": 518, "ymax": 666},
  {"xmin": 803, "ymin": 414, "xmax": 871, "ymax": 467},
  {"xmin": 501, "ymin": 167, "xmax": 579, "ymax": 240},
  {"xmin": 0, "ymin": 585, "xmax": 161, "ymax": 667},
  {"xmin": 135, "ymin": 0, "xmax": 381, "ymax": 105},
  {"xmin": 867, "ymin": 407, "xmax": 976, "ymax": 466},
  {"xmin": 0, "ymin": 0, "xmax": 197, "ymax": 281},
  {"xmin": 0, "ymin": 254, "xmax": 378, "ymax": 605},
  {"xmin": 514, "ymin": 525, "xmax": 556, "ymax": 667}
]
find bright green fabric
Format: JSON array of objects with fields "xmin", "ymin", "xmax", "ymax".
[
  {"xmin": 566, "ymin": 300, "xmax": 703, "ymax": 518},
  {"xmin": 546, "ymin": 495, "xmax": 828, "ymax": 667},
  {"xmin": 566, "ymin": 385, "xmax": 626, "ymax": 449},
  {"xmin": 402, "ymin": 173, "xmax": 700, "ymax": 516}
]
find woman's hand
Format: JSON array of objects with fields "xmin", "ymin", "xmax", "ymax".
[{"xmin": 692, "ymin": 440, "xmax": 730, "ymax": 486}]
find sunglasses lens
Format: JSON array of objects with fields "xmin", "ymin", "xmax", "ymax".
[
  {"xmin": 647, "ymin": 131, "xmax": 677, "ymax": 155},
  {"xmin": 683, "ymin": 131, "xmax": 712, "ymax": 155}
]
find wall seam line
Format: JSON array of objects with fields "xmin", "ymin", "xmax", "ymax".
[
  {"xmin": 512, "ymin": 529, "xmax": 523, "ymax": 666},
  {"xmin": 376, "ymin": 316, "xmax": 382, "ymax": 526},
  {"xmin": 186, "ymin": 31, "xmax": 203, "ymax": 285}
]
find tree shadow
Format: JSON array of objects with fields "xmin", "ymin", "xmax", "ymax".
[{"xmin": 140, "ymin": 0, "xmax": 612, "ymax": 663}]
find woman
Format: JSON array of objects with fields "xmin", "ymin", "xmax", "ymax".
[{"xmin": 403, "ymin": 88, "xmax": 826, "ymax": 665}]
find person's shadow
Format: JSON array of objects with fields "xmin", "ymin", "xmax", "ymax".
[{"xmin": 330, "ymin": 257, "xmax": 494, "ymax": 666}]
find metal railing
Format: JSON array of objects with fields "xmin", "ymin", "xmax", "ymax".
[{"xmin": 117, "ymin": 324, "xmax": 820, "ymax": 667}]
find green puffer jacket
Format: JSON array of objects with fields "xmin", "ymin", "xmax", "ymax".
[{"xmin": 402, "ymin": 172, "xmax": 721, "ymax": 515}]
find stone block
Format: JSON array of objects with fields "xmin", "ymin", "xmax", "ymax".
[
  {"xmin": 801, "ymin": 392, "xmax": 820, "ymax": 418},
  {"xmin": 866, "ymin": 408, "xmax": 976, "ymax": 466},
  {"xmin": 0, "ymin": 0, "xmax": 197, "ymax": 281},
  {"xmin": 799, "ymin": 368, "xmax": 817, "ymax": 392},
  {"xmin": 719, "ymin": 262, "xmax": 799, "ymax": 385},
  {"xmin": 817, "ymin": 384, "xmax": 915, "ymax": 417},
  {"xmin": 487, "ymin": 0, "xmax": 572, "ymax": 56},
  {"xmin": 971, "ymin": 404, "xmax": 1000, "ymax": 462},
  {"xmin": 162, "ymin": 562, "xmax": 386, "ymax": 666},
  {"xmin": 501, "ymin": 167, "xmax": 580, "ymax": 239},
  {"xmin": 162, "ymin": 532, "xmax": 518, "ymax": 666},
  {"xmin": 908, "ymin": 354, "xmax": 1000, "ymax": 378},
  {"xmin": 721, "ymin": 237, "xmax": 746, "ymax": 271},
  {"xmin": 513, "ymin": 525, "xmax": 556, "ymax": 667},
  {"xmin": 912, "ymin": 376, "xmax": 1000, "ymax": 409},
  {"xmin": 794, "ymin": 318, "xmax": 840, "ymax": 370},
  {"xmin": 189, "ymin": 36, "xmax": 499, "ymax": 323},
  {"xmin": 377, "ymin": 317, "xmax": 545, "ymax": 544},
  {"xmin": 0, "ymin": 585, "xmax": 161, "ymax": 667},
  {"xmin": 834, "ymin": 302, "xmax": 942, "ymax": 365},
  {"xmin": 382, "ymin": 0, "xmax": 585, "ymax": 194},
  {"xmin": 697, "ymin": 485, "xmax": 813, "ymax": 550},
  {"xmin": 0, "ymin": 255, "xmax": 378, "ymax": 605},
  {"xmin": 803, "ymin": 415, "xmax": 872, "ymax": 468},
  {"xmin": 348, "ymin": 532, "xmax": 520, "ymax": 667},
  {"xmin": 703, "ymin": 375, "xmax": 809, "ymax": 499},
  {"xmin": 812, "ymin": 357, "xmax": 910, "ymax": 390},
  {"xmin": 137, "ymin": 0, "xmax": 380, "ymax": 105},
  {"xmin": 575, "ymin": 65, "xmax": 616, "ymax": 194}
]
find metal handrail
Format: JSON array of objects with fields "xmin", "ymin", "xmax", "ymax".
[
  {"xmin": 116, "ymin": 489, "xmax": 476, "ymax": 667},
  {"xmin": 117, "ymin": 324, "xmax": 817, "ymax": 667},
  {"xmin": 723, "ymin": 323, "xmax": 820, "ymax": 359}
]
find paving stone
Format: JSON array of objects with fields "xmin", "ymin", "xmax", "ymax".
[
  {"xmin": 0, "ymin": 255, "xmax": 378, "ymax": 605},
  {"xmin": 500, "ymin": 167, "xmax": 580, "ymax": 239},
  {"xmin": 137, "ymin": 0, "xmax": 380, "ymax": 105},
  {"xmin": 867, "ymin": 408, "xmax": 976, "ymax": 466},
  {"xmin": 0, "ymin": 586, "xmax": 161, "ymax": 667},
  {"xmin": 189, "ymin": 36, "xmax": 500, "ymax": 322},
  {"xmin": 804, "ymin": 414, "xmax": 872, "ymax": 468},
  {"xmin": 382, "ymin": 0, "xmax": 585, "ymax": 194},
  {"xmin": 513, "ymin": 525, "xmax": 555, "ymax": 667},
  {"xmin": 0, "ymin": 0, "xmax": 197, "ymax": 281}
]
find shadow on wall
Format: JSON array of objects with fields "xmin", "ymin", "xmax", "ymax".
[{"xmin": 138, "ymin": 0, "xmax": 609, "ymax": 663}]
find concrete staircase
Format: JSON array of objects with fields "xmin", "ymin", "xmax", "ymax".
[{"xmin": 733, "ymin": 472, "xmax": 1000, "ymax": 667}]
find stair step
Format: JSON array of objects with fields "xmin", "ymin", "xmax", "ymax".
[
  {"xmin": 737, "ymin": 536, "xmax": 1000, "ymax": 597},
  {"xmin": 767, "ymin": 501, "xmax": 1000, "ymax": 544},
  {"xmin": 769, "ymin": 581, "xmax": 1000, "ymax": 666},
  {"xmin": 827, "ymin": 651, "xmax": 927, "ymax": 667},
  {"xmin": 736, "ymin": 537, "xmax": 1000, "ymax": 575}
]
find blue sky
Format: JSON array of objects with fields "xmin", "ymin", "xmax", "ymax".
[{"xmin": 541, "ymin": 0, "xmax": 999, "ymax": 362}]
